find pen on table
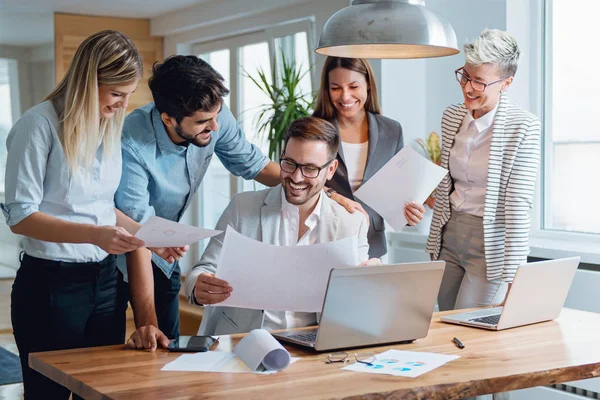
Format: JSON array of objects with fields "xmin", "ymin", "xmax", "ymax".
[{"xmin": 453, "ymin": 337, "xmax": 465, "ymax": 349}]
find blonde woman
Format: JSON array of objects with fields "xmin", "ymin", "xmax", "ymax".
[
  {"xmin": 1, "ymin": 31, "xmax": 144, "ymax": 399},
  {"xmin": 427, "ymin": 29, "xmax": 541, "ymax": 314}
]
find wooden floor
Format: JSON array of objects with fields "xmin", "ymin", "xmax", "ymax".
[{"xmin": 0, "ymin": 278, "xmax": 12, "ymax": 332}]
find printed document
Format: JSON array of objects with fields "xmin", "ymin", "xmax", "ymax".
[
  {"xmin": 135, "ymin": 216, "xmax": 221, "ymax": 247},
  {"xmin": 354, "ymin": 147, "xmax": 447, "ymax": 231},
  {"xmin": 342, "ymin": 349, "xmax": 459, "ymax": 378},
  {"xmin": 215, "ymin": 227, "xmax": 358, "ymax": 312}
]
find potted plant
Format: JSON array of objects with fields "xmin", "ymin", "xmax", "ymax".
[
  {"xmin": 415, "ymin": 131, "xmax": 441, "ymax": 209},
  {"xmin": 246, "ymin": 51, "xmax": 314, "ymax": 160}
]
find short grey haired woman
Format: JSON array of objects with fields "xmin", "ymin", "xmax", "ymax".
[{"xmin": 427, "ymin": 29, "xmax": 541, "ymax": 312}]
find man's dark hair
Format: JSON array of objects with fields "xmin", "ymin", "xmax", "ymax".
[
  {"xmin": 283, "ymin": 117, "xmax": 339, "ymax": 160},
  {"xmin": 148, "ymin": 55, "xmax": 230, "ymax": 123}
]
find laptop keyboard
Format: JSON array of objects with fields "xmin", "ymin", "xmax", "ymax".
[
  {"xmin": 469, "ymin": 314, "xmax": 501, "ymax": 325},
  {"xmin": 287, "ymin": 331, "xmax": 317, "ymax": 343}
]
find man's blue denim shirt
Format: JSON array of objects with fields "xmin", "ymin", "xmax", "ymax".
[{"xmin": 115, "ymin": 102, "xmax": 269, "ymax": 277}]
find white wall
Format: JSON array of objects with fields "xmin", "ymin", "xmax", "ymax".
[
  {"xmin": 0, "ymin": 45, "xmax": 29, "ymax": 60},
  {"xmin": 27, "ymin": 59, "xmax": 55, "ymax": 106},
  {"xmin": 28, "ymin": 44, "xmax": 55, "ymax": 106}
]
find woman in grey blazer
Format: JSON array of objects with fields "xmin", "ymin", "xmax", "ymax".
[
  {"xmin": 426, "ymin": 29, "xmax": 542, "ymax": 312},
  {"xmin": 313, "ymin": 57, "xmax": 425, "ymax": 258}
]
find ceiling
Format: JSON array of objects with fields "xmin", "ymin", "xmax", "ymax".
[{"xmin": 0, "ymin": 0, "xmax": 210, "ymax": 47}]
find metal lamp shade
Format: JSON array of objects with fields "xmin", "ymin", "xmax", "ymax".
[{"xmin": 316, "ymin": 0, "xmax": 459, "ymax": 59}]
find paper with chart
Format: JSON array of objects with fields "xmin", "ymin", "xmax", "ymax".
[
  {"xmin": 342, "ymin": 349, "xmax": 459, "ymax": 378},
  {"xmin": 354, "ymin": 146, "xmax": 447, "ymax": 231},
  {"xmin": 215, "ymin": 227, "xmax": 358, "ymax": 312},
  {"xmin": 135, "ymin": 216, "xmax": 221, "ymax": 247},
  {"xmin": 161, "ymin": 329, "xmax": 299, "ymax": 374}
]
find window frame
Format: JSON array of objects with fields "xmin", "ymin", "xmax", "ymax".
[{"xmin": 0, "ymin": 57, "xmax": 21, "ymax": 198}]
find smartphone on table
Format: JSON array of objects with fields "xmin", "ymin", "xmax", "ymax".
[{"xmin": 167, "ymin": 335, "xmax": 219, "ymax": 352}]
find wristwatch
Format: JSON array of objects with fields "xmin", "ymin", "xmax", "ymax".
[{"xmin": 325, "ymin": 188, "xmax": 336, "ymax": 198}]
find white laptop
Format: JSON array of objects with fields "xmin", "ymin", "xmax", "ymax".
[
  {"xmin": 441, "ymin": 257, "xmax": 580, "ymax": 330},
  {"xmin": 273, "ymin": 261, "xmax": 445, "ymax": 351}
]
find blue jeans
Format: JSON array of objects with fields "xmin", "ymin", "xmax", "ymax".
[
  {"xmin": 123, "ymin": 262, "xmax": 181, "ymax": 340},
  {"xmin": 11, "ymin": 254, "xmax": 126, "ymax": 400}
]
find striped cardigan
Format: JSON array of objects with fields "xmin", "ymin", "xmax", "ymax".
[{"xmin": 426, "ymin": 94, "xmax": 541, "ymax": 282}]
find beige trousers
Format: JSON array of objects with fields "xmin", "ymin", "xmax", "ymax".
[{"xmin": 437, "ymin": 211, "xmax": 508, "ymax": 312}]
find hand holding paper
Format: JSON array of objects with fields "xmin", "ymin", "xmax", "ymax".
[
  {"xmin": 354, "ymin": 147, "xmax": 448, "ymax": 231},
  {"xmin": 150, "ymin": 245, "xmax": 189, "ymax": 264},
  {"xmin": 135, "ymin": 216, "xmax": 221, "ymax": 247},
  {"xmin": 214, "ymin": 227, "xmax": 358, "ymax": 312}
]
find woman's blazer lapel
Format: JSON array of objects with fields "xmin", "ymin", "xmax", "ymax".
[{"xmin": 483, "ymin": 92, "xmax": 509, "ymax": 223}]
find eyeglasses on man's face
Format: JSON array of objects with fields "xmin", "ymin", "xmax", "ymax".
[
  {"xmin": 280, "ymin": 157, "xmax": 333, "ymax": 179},
  {"xmin": 325, "ymin": 351, "xmax": 376, "ymax": 366},
  {"xmin": 455, "ymin": 67, "xmax": 507, "ymax": 92}
]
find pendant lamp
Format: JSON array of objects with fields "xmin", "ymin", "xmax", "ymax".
[{"xmin": 316, "ymin": 0, "xmax": 459, "ymax": 59}]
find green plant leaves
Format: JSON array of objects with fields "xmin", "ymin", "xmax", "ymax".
[{"xmin": 245, "ymin": 50, "xmax": 314, "ymax": 160}]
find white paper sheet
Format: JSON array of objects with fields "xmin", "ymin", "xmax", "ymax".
[
  {"xmin": 353, "ymin": 146, "xmax": 448, "ymax": 231},
  {"xmin": 161, "ymin": 353, "xmax": 299, "ymax": 374},
  {"xmin": 215, "ymin": 227, "xmax": 358, "ymax": 312},
  {"xmin": 135, "ymin": 216, "xmax": 221, "ymax": 247},
  {"xmin": 161, "ymin": 329, "xmax": 298, "ymax": 374},
  {"xmin": 341, "ymin": 349, "xmax": 459, "ymax": 378}
]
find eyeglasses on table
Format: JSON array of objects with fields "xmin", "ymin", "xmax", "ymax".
[{"xmin": 325, "ymin": 351, "xmax": 376, "ymax": 366}]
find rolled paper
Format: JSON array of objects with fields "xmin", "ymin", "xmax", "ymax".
[{"xmin": 234, "ymin": 329, "xmax": 291, "ymax": 371}]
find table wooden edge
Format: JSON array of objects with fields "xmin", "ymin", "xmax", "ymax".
[
  {"xmin": 29, "ymin": 351, "xmax": 112, "ymax": 400},
  {"xmin": 340, "ymin": 363, "xmax": 600, "ymax": 399}
]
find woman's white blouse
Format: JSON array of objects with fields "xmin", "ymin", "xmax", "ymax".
[
  {"xmin": 341, "ymin": 140, "xmax": 369, "ymax": 193},
  {"xmin": 449, "ymin": 105, "xmax": 498, "ymax": 217},
  {"xmin": 1, "ymin": 101, "xmax": 122, "ymax": 262}
]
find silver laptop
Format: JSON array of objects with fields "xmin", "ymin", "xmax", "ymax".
[
  {"xmin": 441, "ymin": 257, "xmax": 580, "ymax": 330},
  {"xmin": 273, "ymin": 261, "xmax": 446, "ymax": 351}
]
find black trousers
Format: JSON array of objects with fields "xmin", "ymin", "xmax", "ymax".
[
  {"xmin": 122, "ymin": 262, "xmax": 181, "ymax": 340},
  {"xmin": 11, "ymin": 254, "xmax": 127, "ymax": 400}
]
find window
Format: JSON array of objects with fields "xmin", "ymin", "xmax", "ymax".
[
  {"xmin": 543, "ymin": 0, "xmax": 600, "ymax": 235},
  {"xmin": 239, "ymin": 41, "xmax": 272, "ymax": 156},
  {"xmin": 274, "ymin": 31, "xmax": 312, "ymax": 102},
  {"xmin": 0, "ymin": 58, "xmax": 16, "ymax": 195}
]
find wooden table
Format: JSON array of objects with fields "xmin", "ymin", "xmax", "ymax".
[{"xmin": 30, "ymin": 308, "xmax": 600, "ymax": 399}]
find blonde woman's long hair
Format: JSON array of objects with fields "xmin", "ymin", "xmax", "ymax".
[
  {"xmin": 45, "ymin": 30, "xmax": 142, "ymax": 172},
  {"xmin": 313, "ymin": 57, "xmax": 381, "ymax": 122}
]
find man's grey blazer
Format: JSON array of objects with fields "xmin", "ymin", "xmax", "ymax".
[
  {"xmin": 184, "ymin": 185, "xmax": 369, "ymax": 335},
  {"xmin": 328, "ymin": 112, "xmax": 404, "ymax": 258}
]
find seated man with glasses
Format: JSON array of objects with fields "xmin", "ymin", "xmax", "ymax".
[{"xmin": 184, "ymin": 116, "xmax": 377, "ymax": 335}]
